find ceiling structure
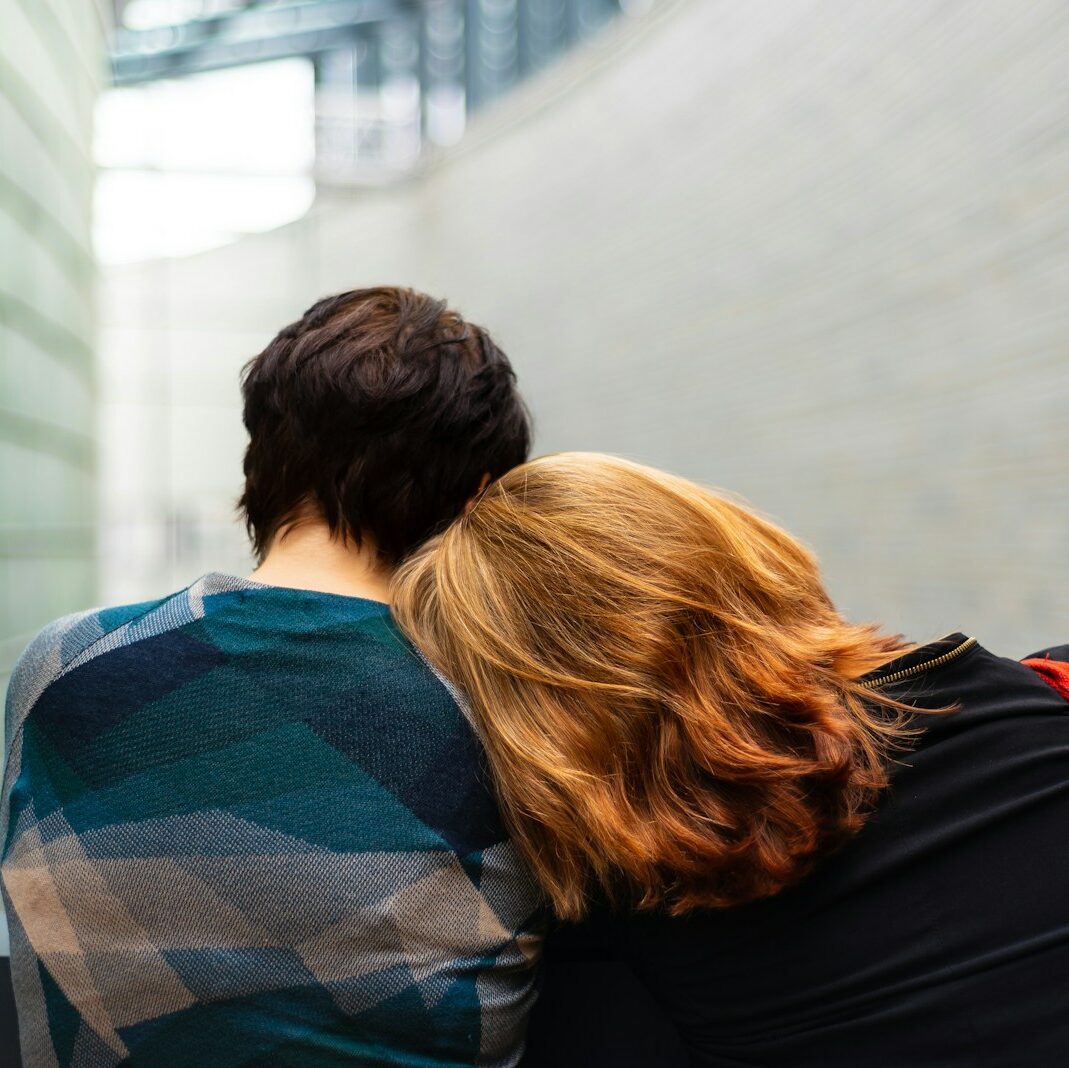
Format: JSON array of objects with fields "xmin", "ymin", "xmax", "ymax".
[{"xmin": 107, "ymin": 1, "xmax": 627, "ymax": 177}]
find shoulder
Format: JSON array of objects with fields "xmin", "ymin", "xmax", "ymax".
[
  {"xmin": 375, "ymin": 613, "xmax": 488, "ymax": 734},
  {"xmin": 1024, "ymin": 644, "xmax": 1069, "ymax": 663},
  {"xmin": 4, "ymin": 597, "xmax": 167, "ymax": 747},
  {"xmin": 1021, "ymin": 644, "xmax": 1069, "ymax": 702}
]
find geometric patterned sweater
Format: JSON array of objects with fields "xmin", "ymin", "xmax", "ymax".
[{"xmin": 1, "ymin": 573, "xmax": 543, "ymax": 1067}]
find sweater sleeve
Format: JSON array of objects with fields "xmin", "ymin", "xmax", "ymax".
[
  {"xmin": 2, "ymin": 609, "xmax": 107, "ymax": 856},
  {"xmin": 4, "ymin": 610, "xmax": 100, "ymax": 761}
]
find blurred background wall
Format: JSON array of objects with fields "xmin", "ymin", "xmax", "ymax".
[
  {"xmin": 100, "ymin": 0, "xmax": 1068, "ymax": 656},
  {"xmin": 0, "ymin": 0, "xmax": 108, "ymax": 760},
  {"xmin": 0, "ymin": 0, "xmax": 109, "ymax": 988}
]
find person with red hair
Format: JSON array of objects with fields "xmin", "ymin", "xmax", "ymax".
[{"xmin": 393, "ymin": 452, "xmax": 1069, "ymax": 1067}]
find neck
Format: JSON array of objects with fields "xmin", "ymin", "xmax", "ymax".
[{"xmin": 249, "ymin": 520, "xmax": 393, "ymax": 603}]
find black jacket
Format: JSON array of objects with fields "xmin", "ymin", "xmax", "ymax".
[{"xmin": 524, "ymin": 636, "xmax": 1069, "ymax": 1067}]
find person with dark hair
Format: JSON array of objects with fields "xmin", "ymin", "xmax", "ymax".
[
  {"xmin": 1, "ymin": 287, "xmax": 542, "ymax": 1067},
  {"xmin": 239, "ymin": 286, "xmax": 532, "ymax": 573}
]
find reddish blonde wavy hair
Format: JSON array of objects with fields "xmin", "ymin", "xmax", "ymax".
[{"xmin": 392, "ymin": 453, "xmax": 914, "ymax": 920}]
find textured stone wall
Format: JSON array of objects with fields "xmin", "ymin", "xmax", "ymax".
[
  {"xmin": 0, "ymin": 0, "xmax": 107, "ymax": 724},
  {"xmin": 102, "ymin": 0, "xmax": 1069, "ymax": 655}
]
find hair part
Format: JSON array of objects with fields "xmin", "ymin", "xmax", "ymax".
[
  {"xmin": 238, "ymin": 286, "xmax": 531, "ymax": 567},
  {"xmin": 392, "ymin": 453, "xmax": 918, "ymax": 921}
]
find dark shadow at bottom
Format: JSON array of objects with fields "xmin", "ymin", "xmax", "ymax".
[{"xmin": 0, "ymin": 958, "xmax": 19, "ymax": 1068}]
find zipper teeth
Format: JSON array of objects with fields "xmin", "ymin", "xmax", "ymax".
[{"xmin": 859, "ymin": 636, "xmax": 978, "ymax": 690}]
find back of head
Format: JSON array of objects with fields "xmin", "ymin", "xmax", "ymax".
[
  {"xmin": 392, "ymin": 453, "xmax": 911, "ymax": 920},
  {"xmin": 239, "ymin": 286, "xmax": 531, "ymax": 566}
]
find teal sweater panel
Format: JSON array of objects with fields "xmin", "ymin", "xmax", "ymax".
[{"xmin": 1, "ymin": 573, "xmax": 542, "ymax": 1067}]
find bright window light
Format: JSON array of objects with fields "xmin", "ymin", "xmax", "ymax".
[
  {"xmin": 94, "ymin": 58, "xmax": 316, "ymax": 264},
  {"xmin": 121, "ymin": 0, "xmax": 247, "ymax": 31}
]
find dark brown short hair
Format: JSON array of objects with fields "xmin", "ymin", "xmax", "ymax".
[{"xmin": 238, "ymin": 287, "xmax": 531, "ymax": 565}]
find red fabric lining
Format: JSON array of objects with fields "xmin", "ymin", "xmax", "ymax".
[{"xmin": 1022, "ymin": 656, "xmax": 1069, "ymax": 701}]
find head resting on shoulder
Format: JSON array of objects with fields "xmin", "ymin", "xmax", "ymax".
[{"xmin": 392, "ymin": 452, "xmax": 913, "ymax": 920}]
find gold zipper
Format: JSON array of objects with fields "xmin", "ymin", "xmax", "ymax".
[{"xmin": 858, "ymin": 636, "xmax": 978, "ymax": 690}]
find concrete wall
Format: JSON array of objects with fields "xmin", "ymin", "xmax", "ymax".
[
  {"xmin": 102, "ymin": 0, "xmax": 1069, "ymax": 656},
  {"xmin": 0, "ymin": 0, "xmax": 108, "ymax": 961},
  {"xmin": 0, "ymin": 0, "xmax": 108, "ymax": 731}
]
